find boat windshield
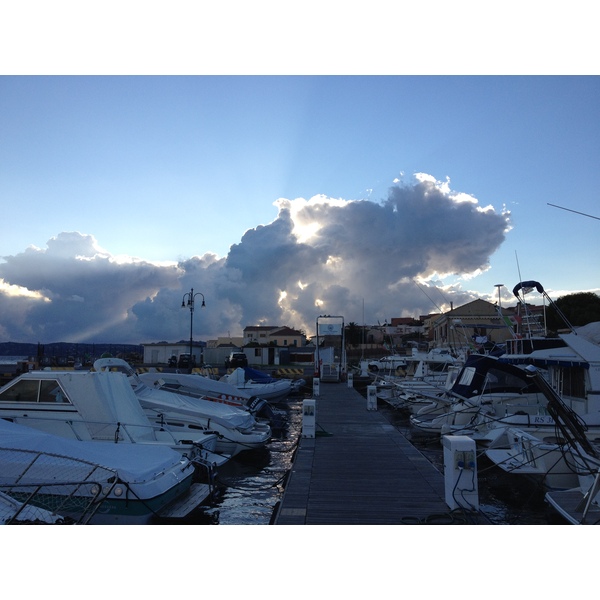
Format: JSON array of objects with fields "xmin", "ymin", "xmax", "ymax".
[{"xmin": 0, "ymin": 379, "xmax": 71, "ymax": 403}]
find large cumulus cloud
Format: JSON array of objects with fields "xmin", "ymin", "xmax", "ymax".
[{"xmin": 0, "ymin": 175, "xmax": 511, "ymax": 343}]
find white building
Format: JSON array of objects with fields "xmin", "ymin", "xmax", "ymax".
[{"xmin": 142, "ymin": 341, "xmax": 204, "ymax": 365}]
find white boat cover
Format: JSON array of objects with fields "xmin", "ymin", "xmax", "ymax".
[
  {"xmin": 139, "ymin": 371, "xmax": 253, "ymax": 402},
  {"xmin": 222, "ymin": 368, "xmax": 292, "ymax": 399},
  {"xmin": 134, "ymin": 385, "xmax": 257, "ymax": 430},
  {"xmin": 94, "ymin": 357, "xmax": 257, "ymax": 430},
  {"xmin": 0, "ymin": 418, "xmax": 187, "ymax": 484}
]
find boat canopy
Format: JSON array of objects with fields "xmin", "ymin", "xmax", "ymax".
[
  {"xmin": 244, "ymin": 367, "xmax": 280, "ymax": 383},
  {"xmin": 451, "ymin": 354, "xmax": 541, "ymax": 399},
  {"xmin": 513, "ymin": 280, "xmax": 545, "ymax": 298}
]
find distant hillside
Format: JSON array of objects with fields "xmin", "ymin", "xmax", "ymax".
[{"xmin": 0, "ymin": 341, "xmax": 143, "ymax": 360}]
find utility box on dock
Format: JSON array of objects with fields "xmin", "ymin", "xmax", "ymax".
[
  {"xmin": 302, "ymin": 399, "xmax": 316, "ymax": 438},
  {"xmin": 367, "ymin": 385, "xmax": 377, "ymax": 410},
  {"xmin": 320, "ymin": 363, "xmax": 340, "ymax": 382},
  {"xmin": 347, "ymin": 372, "xmax": 354, "ymax": 388},
  {"xmin": 442, "ymin": 435, "xmax": 479, "ymax": 511},
  {"xmin": 313, "ymin": 377, "xmax": 320, "ymax": 397}
]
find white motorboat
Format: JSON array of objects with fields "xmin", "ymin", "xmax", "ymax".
[
  {"xmin": 421, "ymin": 323, "xmax": 600, "ymax": 495},
  {"xmin": 520, "ymin": 324, "xmax": 600, "ymax": 424},
  {"xmin": 94, "ymin": 358, "xmax": 272, "ymax": 457},
  {"xmin": 409, "ymin": 354, "xmax": 547, "ymax": 438},
  {"xmin": 481, "ymin": 347, "xmax": 600, "ymax": 497},
  {"xmin": 515, "ymin": 365, "xmax": 600, "ymax": 523},
  {"xmin": 220, "ymin": 367, "xmax": 294, "ymax": 403},
  {"xmin": 0, "ymin": 367, "xmax": 226, "ymax": 469},
  {"xmin": 477, "ymin": 322, "xmax": 600, "ymax": 449},
  {"xmin": 137, "ymin": 369, "xmax": 284, "ymax": 427},
  {"xmin": 483, "ymin": 425, "xmax": 580, "ymax": 491},
  {"xmin": 373, "ymin": 348, "xmax": 462, "ymax": 410},
  {"xmin": 379, "ymin": 365, "xmax": 463, "ymax": 413},
  {"xmin": 0, "ymin": 419, "xmax": 211, "ymax": 524}
]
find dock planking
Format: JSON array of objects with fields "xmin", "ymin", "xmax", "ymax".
[{"xmin": 274, "ymin": 381, "xmax": 462, "ymax": 525}]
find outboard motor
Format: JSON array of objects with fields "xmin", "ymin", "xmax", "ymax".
[{"xmin": 247, "ymin": 396, "xmax": 286, "ymax": 429}]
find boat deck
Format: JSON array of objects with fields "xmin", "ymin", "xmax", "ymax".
[
  {"xmin": 274, "ymin": 381, "xmax": 476, "ymax": 525},
  {"xmin": 545, "ymin": 489, "xmax": 600, "ymax": 525}
]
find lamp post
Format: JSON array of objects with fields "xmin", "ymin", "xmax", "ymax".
[
  {"xmin": 181, "ymin": 288, "xmax": 205, "ymax": 369},
  {"xmin": 494, "ymin": 284, "xmax": 504, "ymax": 309}
]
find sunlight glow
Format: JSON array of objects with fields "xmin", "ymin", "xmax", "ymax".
[
  {"xmin": 326, "ymin": 255, "xmax": 342, "ymax": 267},
  {"xmin": 275, "ymin": 195, "xmax": 351, "ymax": 244},
  {"xmin": 0, "ymin": 279, "xmax": 51, "ymax": 301}
]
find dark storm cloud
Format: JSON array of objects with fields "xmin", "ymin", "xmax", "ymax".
[
  {"xmin": 0, "ymin": 232, "xmax": 182, "ymax": 342},
  {"xmin": 0, "ymin": 177, "xmax": 511, "ymax": 343}
]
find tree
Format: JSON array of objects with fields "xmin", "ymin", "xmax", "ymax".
[
  {"xmin": 345, "ymin": 322, "xmax": 365, "ymax": 347},
  {"xmin": 546, "ymin": 292, "xmax": 600, "ymax": 331}
]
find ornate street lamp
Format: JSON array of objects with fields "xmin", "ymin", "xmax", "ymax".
[{"xmin": 181, "ymin": 288, "xmax": 205, "ymax": 369}]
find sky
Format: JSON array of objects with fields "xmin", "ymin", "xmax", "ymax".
[{"xmin": 1, "ymin": 5, "xmax": 599, "ymax": 346}]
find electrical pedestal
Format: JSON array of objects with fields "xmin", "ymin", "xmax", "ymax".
[
  {"xmin": 442, "ymin": 435, "xmax": 479, "ymax": 511},
  {"xmin": 313, "ymin": 377, "xmax": 320, "ymax": 397},
  {"xmin": 367, "ymin": 385, "xmax": 377, "ymax": 410},
  {"xmin": 302, "ymin": 399, "xmax": 316, "ymax": 438}
]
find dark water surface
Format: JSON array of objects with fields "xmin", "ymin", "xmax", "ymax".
[{"xmin": 181, "ymin": 397, "xmax": 304, "ymax": 525}]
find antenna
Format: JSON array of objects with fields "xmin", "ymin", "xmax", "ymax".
[
  {"xmin": 547, "ymin": 203, "xmax": 600, "ymax": 221},
  {"xmin": 414, "ymin": 280, "xmax": 444, "ymax": 313},
  {"xmin": 515, "ymin": 250, "xmax": 523, "ymax": 284}
]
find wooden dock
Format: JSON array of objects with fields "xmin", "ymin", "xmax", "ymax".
[{"xmin": 274, "ymin": 381, "xmax": 470, "ymax": 525}]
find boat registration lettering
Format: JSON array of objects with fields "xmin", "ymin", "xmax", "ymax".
[{"xmin": 532, "ymin": 415, "xmax": 555, "ymax": 425}]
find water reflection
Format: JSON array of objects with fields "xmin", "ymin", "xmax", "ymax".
[{"xmin": 184, "ymin": 398, "xmax": 303, "ymax": 525}]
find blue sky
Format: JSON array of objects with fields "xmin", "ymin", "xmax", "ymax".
[
  {"xmin": 3, "ymin": 75, "xmax": 598, "ymax": 270},
  {"xmin": 0, "ymin": 8, "xmax": 599, "ymax": 344}
]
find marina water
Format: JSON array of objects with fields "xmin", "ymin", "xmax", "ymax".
[{"xmin": 182, "ymin": 397, "xmax": 304, "ymax": 525}]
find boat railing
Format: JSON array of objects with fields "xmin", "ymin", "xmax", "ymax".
[
  {"xmin": 5, "ymin": 413, "xmax": 207, "ymax": 448},
  {"xmin": 1, "ymin": 480, "xmax": 112, "ymax": 524},
  {"xmin": 0, "ymin": 445, "xmax": 117, "ymax": 524},
  {"xmin": 578, "ymin": 468, "xmax": 600, "ymax": 524}
]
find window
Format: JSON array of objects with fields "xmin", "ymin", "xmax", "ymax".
[
  {"xmin": 458, "ymin": 367, "xmax": 476, "ymax": 387},
  {"xmin": 483, "ymin": 367, "xmax": 530, "ymax": 393},
  {"xmin": 0, "ymin": 379, "xmax": 70, "ymax": 403},
  {"xmin": 559, "ymin": 366, "xmax": 586, "ymax": 399},
  {"xmin": 0, "ymin": 379, "xmax": 39, "ymax": 402},
  {"xmin": 39, "ymin": 380, "xmax": 69, "ymax": 403}
]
